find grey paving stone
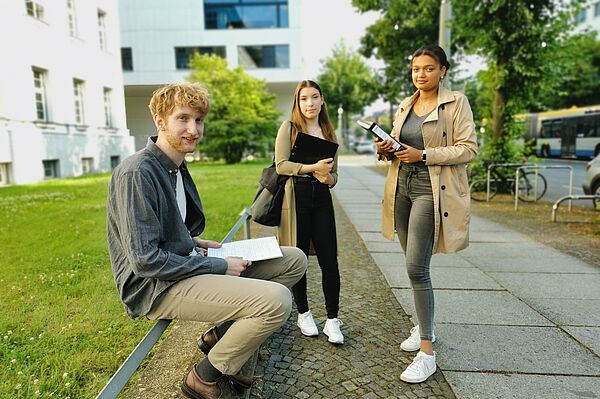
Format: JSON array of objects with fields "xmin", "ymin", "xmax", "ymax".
[
  {"xmin": 488, "ymin": 273, "xmax": 600, "ymax": 299},
  {"xmin": 344, "ymin": 209, "xmax": 383, "ymax": 219},
  {"xmin": 389, "ymin": 267, "xmax": 503, "ymax": 290},
  {"xmin": 430, "ymin": 254, "xmax": 476, "ymax": 268},
  {"xmin": 469, "ymin": 216, "xmax": 514, "ymax": 232},
  {"xmin": 392, "ymin": 290, "xmax": 551, "ymax": 326},
  {"xmin": 346, "ymin": 214, "xmax": 382, "ymax": 224},
  {"xmin": 364, "ymin": 241, "xmax": 402, "ymax": 253},
  {"xmin": 438, "ymin": 290, "xmax": 551, "ymax": 326},
  {"xmin": 371, "ymin": 252, "xmax": 474, "ymax": 269},
  {"xmin": 435, "ymin": 324, "xmax": 600, "ymax": 375},
  {"xmin": 358, "ymin": 231, "xmax": 399, "ymax": 243},
  {"xmin": 522, "ymin": 298, "xmax": 600, "ymax": 326},
  {"xmin": 460, "ymin": 241, "xmax": 550, "ymax": 258},
  {"xmin": 562, "ymin": 326, "xmax": 600, "ymax": 356},
  {"xmin": 469, "ymin": 231, "xmax": 533, "ymax": 243},
  {"xmin": 472, "ymin": 255, "xmax": 599, "ymax": 273},
  {"xmin": 444, "ymin": 372, "xmax": 600, "ymax": 399},
  {"xmin": 351, "ymin": 218, "xmax": 383, "ymax": 232}
]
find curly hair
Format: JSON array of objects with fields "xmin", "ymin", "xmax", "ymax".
[{"xmin": 149, "ymin": 82, "xmax": 210, "ymax": 119}]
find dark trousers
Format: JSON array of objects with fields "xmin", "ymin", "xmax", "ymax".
[{"xmin": 292, "ymin": 177, "xmax": 340, "ymax": 319}]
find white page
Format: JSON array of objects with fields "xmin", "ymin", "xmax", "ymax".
[{"xmin": 207, "ymin": 236, "xmax": 283, "ymax": 262}]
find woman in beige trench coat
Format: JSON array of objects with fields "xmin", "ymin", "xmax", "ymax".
[
  {"xmin": 274, "ymin": 80, "xmax": 344, "ymax": 344},
  {"xmin": 376, "ymin": 45, "xmax": 477, "ymax": 384}
]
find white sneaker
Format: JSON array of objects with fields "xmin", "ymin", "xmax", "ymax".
[
  {"xmin": 400, "ymin": 351, "xmax": 436, "ymax": 383},
  {"xmin": 400, "ymin": 325, "xmax": 436, "ymax": 352},
  {"xmin": 297, "ymin": 310, "xmax": 318, "ymax": 337},
  {"xmin": 323, "ymin": 318, "xmax": 344, "ymax": 344}
]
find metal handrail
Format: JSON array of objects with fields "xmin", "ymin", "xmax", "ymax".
[
  {"xmin": 552, "ymin": 195, "xmax": 600, "ymax": 221},
  {"xmin": 514, "ymin": 165, "xmax": 573, "ymax": 211},
  {"xmin": 96, "ymin": 208, "xmax": 253, "ymax": 399}
]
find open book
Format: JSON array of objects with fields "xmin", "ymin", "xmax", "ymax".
[
  {"xmin": 207, "ymin": 236, "xmax": 283, "ymax": 262},
  {"xmin": 357, "ymin": 120, "xmax": 405, "ymax": 151}
]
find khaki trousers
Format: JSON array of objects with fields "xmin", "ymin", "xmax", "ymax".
[{"xmin": 146, "ymin": 246, "xmax": 306, "ymax": 374}]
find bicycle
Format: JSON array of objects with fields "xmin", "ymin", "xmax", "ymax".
[{"xmin": 470, "ymin": 163, "xmax": 547, "ymax": 202}]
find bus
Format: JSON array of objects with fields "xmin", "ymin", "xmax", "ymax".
[{"xmin": 524, "ymin": 105, "xmax": 600, "ymax": 159}]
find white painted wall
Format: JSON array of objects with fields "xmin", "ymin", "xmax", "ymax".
[{"xmin": 0, "ymin": 0, "xmax": 133, "ymax": 185}]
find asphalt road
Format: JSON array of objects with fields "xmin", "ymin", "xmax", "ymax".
[{"xmin": 537, "ymin": 158, "xmax": 593, "ymax": 208}]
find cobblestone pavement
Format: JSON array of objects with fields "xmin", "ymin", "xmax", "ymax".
[{"xmin": 249, "ymin": 201, "xmax": 456, "ymax": 399}]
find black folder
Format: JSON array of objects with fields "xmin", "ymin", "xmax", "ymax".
[{"xmin": 289, "ymin": 132, "xmax": 339, "ymax": 164}]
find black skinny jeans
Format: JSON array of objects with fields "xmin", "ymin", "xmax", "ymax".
[{"xmin": 292, "ymin": 176, "xmax": 340, "ymax": 319}]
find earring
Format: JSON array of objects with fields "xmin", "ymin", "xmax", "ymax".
[{"xmin": 440, "ymin": 75, "xmax": 445, "ymax": 80}]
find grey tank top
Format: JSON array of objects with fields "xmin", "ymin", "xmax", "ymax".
[{"xmin": 399, "ymin": 107, "xmax": 432, "ymax": 168}]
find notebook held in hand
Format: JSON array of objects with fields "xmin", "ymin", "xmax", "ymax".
[
  {"xmin": 289, "ymin": 132, "xmax": 338, "ymax": 164},
  {"xmin": 357, "ymin": 120, "xmax": 405, "ymax": 151}
]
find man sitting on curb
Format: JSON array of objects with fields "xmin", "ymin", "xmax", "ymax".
[{"xmin": 106, "ymin": 82, "xmax": 307, "ymax": 399}]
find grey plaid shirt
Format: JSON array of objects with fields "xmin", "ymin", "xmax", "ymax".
[{"xmin": 106, "ymin": 137, "xmax": 227, "ymax": 318}]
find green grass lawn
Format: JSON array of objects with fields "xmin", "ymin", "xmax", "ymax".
[{"xmin": 0, "ymin": 160, "xmax": 268, "ymax": 399}]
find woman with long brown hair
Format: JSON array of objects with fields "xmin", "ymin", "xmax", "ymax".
[{"xmin": 274, "ymin": 80, "xmax": 344, "ymax": 344}]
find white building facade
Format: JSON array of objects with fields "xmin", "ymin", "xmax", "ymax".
[
  {"xmin": 574, "ymin": 0, "xmax": 600, "ymax": 34},
  {"xmin": 119, "ymin": 0, "xmax": 302, "ymax": 150},
  {"xmin": 0, "ymin": 0, "xmax": 134, "ymax": 185}
]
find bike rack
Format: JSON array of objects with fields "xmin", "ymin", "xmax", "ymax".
[
  {"xmin": 551, "ymin": 195, "xmax": 600, "ymax": 222},
  {"xmin": 514, "ymin": 165, "xmax": 573, "ymax": 211},
  {"xmin": 483, "ymin": 163, "xmax": 533, "ymax": 202}
]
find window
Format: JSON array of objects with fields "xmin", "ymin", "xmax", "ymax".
[
  {"xmin": 43, "ymin": 160, "xmax": 59, "ymax": 178},
  {"xmin": 121, "ymin": 47, "xmax": 133, "ymax": 71},
  {"xmin": 575, "ymin": 9, "xmax": 587, "ymax": 24},
  {"xmin": 82, "ymin": 157, "xmax": 94, "ymax": 174},
  {"xmin": 238, "ymin": 45, "xmax": 289, "ymax": 68},
  {"xmin": 0, "ymin": 163, "xmax": 11, "ymax": 185},
  {"xmin": 73, "ymin": 79, "xmax": 85, "ymax": 124},
  {"xmin": 32, "ymin": 67, "xmax": 48, "ymax": 121},
  {"xmin": 595, "ymin": 2, "xmax": 600, "ymax": 17},
  {"xmin": 25, "ymin": 0, "xmax": 45, "ymax": 20},
  {"xmin": 110, "ymin": 155, "xmax": 120, "ymax": 169},
  {"xmin": 204, "ymin": 0, "xmax": 288, "ymax": 29},
  {"xmin": 67, "ymin": 0, "xmax": 77, "ymax": 37},
  {"xmin": 175, "ymin": 46, "xmax": 226, "ymax": 69},
  {"xmin": 98, "ymin": 9, "xmax": 107, "ymax": 50},
  {"xmin": 103, "ymin": 88, "xmax": 112, "ymax": 127}
]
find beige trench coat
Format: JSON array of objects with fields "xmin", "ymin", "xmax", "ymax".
[
  {"xmin": 274, "ymin": 120, "xmax": 339, "ymax": 247},
  {"xmin": 381, "ymin": 86, "xmax": 478, "ymax": 254}
]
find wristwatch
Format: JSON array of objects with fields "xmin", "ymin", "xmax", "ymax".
[{"xmin": 422, "ymin": 150, "xmax": 427, "ymax": 161}]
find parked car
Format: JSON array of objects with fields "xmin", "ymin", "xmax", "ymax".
[
  {"xmin": 355, "ymin": 140, "xmax": 376, "ymax": 154},
  {"xmin": 582, "ymin": 155, "xmax": 600, "ymax": 207}
]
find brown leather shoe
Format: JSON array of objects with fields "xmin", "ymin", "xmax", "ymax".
[
  {"xmin": 198, "ymin": 326, "xmax": 219, "ymax": 355},
  {"xmin": 181, "ymin": 367, "xmax": 240, "ymax": 399},
  {"xmin": 228, "ymin": 371, "xmax": 253, "ymax": 389},
  {"xmin": 197, "ymin": 327, "xmax": 252, "ymax": 389}
]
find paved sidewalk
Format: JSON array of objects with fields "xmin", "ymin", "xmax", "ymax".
[{"xmin": 251, "ymin": 156, "xmax": 600, "ymax": 399}]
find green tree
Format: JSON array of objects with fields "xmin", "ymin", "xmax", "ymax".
[
  {"xmin": 188, "ymin": 54, "xmax": 280, "ymax": 163},
  {"xmin": 317, "ymin": 41, "xmax": 379, "ymax": 146},
  {"xmin": 537, "ymin": 32, "xmax": 600, "ymax": 109},
  {"xmin": 352, "ymin": 0, "xmax": 440, "ymax": 103},
  {"xmin": 451, "ymin": 0, "xmax": 582, "ymax": 161}
]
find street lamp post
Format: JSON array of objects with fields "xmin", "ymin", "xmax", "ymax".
[
  {"xmin": 439, "ymin": 0, "xmax": 452, "ymax": 85},
  {"xmin": 337, "ymin": 105, "xmax": 344, "ymax": 150}
]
